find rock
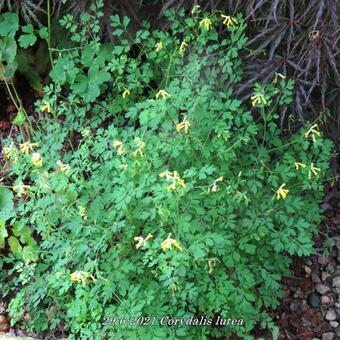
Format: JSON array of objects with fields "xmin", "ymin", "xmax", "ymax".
[
  {"xmin": 336, "ymin": 326, "xmax": 340, "ymax": 337},
  {"xmin": 312, "ymin": 272, "xmax": 322, "ymax": 283},
  {"xmin": 318, "ymin": 256, "xmax": 330, "ymax": 265},
  {"xmin": 322, "ymin": 271, "xmax": 331, "ymax": 282},
  {"xmin": 332, "ymin": 276, "xmax": 340, "ymax": 288},
  {"xmin": 325, "ymin": 309, "xmax": 337, "ymax": 321},
  {"xmin": 322, "ymin": 295, "xmax": 331, "ymax": 304},
  {"xmin": 307, "ymin": 292, "xmax": 320, "ymax": 308},
  {"xmin": 290, "ymin": 300, "xmax": 300, "ymax": 312},
  {"xmin": 322, "ymin": 332, "xmax": 334, "ymax": 340},
  {"xmin": 330, "ymin": 321, "xmax": 339, "ymax": 328},
  {"xmin": 316, "ymin": 283, "xmax": 331, "ymax": 294},
  {"xmin": 305, "ymin": 265, "xmax": 312, "ymax": 275},
  {"xmin": 321, "ymin": 202, "xmax": 332, "ymax": 212},
  {"xmin": 0, "ymin": 315, "xmax": 8, "ymax": 331}
]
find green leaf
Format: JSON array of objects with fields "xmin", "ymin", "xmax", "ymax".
[
  {"xmin": 0, "ymin": 220, "xmax": 8, "ymax": 248},
  {"xmin": 0, "ymin": 186, "xmax": 14, "ymax": 212},
  {"xmin": 12, "ymin": 110, "xmax": 26, "ymax": 125},
  {"xmin": 18, "ymin": 33, "xmax": 37, "ymax": 48},
  {"xmin": 0, "ymin": 13, "xmax": 19, "ymax": 36},
  {"xmin": 8, "ymin": 236, "xmax": 22, "ymax": 254},
  {"xmin": 38, "ymin": 27, "xmax": 49, "ymax": 40},
  {"xmin": 0, "ymin": 36, "xmax": 17, "ymax": 63}
]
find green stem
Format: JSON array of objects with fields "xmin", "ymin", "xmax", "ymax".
[{"xmin": 47, "ymin": 0, "xmax": 53, "ymax": 64}]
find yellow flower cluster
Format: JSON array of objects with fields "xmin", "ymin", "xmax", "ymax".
[
  {"xmin": 155, "ymin": 89, "xmax": 171, "ymax": 100},
  {"xmin": 122, "ymin": 89, "xmax": 130, "ymax": 98},
  {"xmin": 176, "ymin": 116, "xmax": 191, "ymax": 134},
  {"xmin": 179, "ymin": 41, "xmax": 188, "ymax": 56},
  {"xmin": 40, "ymin": 100, "xmax": 52, "ymax": 113},
  {"xmin": 294, "ymin": 162, "xmax": 306, "ymax": 170},
  {"xmin": 251, "ymin": 92, "xmax": 268, "ymax": 107},
  {"xmin": 78, "ymin": 206, "xmax": 87, "ymax": 220},
  {"xmin": 199, "ymin": 18, "xmax": 212, "ymax": 30},
  {"xmin": 161, "ymin": 233, "xmax": 183, "ymax": 252},
  {"xmin": 276, "ymin": 183, "xmax": 289, "ymax": 200},
  {"xmin": 3, "ymin": 143, "xmax": 17, "ymax": 161},
  {"xmin": 13, "ymin": 183, "xmax": 31, "ymax": 197},
  {"xmin": 31, "ymin": 153, "xmax": 43, "ymax": 168},
  {"xmin": 308, "ymin": 163, "xmax": 321, "ymax": 180},
  {"xmin": 70, "ymin": 271, "xmax": 96, "ymax": 285},
  {"xmin": 220, "ymin": 14, "xmax": 237, "ymax": 28},
  {"xmin": 133, "ymin": 138, "xmax": 146, "ymax": 158},
  {"xmin": 208, "ymin": 176, "xmax": 223, "ymax": 193},
  {"xmin": 159, "ymin": 170, "xmax": 185, "ymax": 191},
  {"xmin": 113, "ymin": 140, "xmax": 125, "ymax": 155},
  {"xmin": 134, "ymin": 233, "xmax": 153, "ymax": 249},
  {"xmin": 155, "ymin": 41, "xmax": 163, "ymax": 52},
  {"xmin": 304, "ymin": 124, "xmax": 320, "ymax": 143},
  {"xmin": 19, "ymin": 141, "xmax": 39, "ymax": 155}
]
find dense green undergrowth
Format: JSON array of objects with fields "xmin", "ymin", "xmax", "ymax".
[{"xmin": 0, "ymin": 2, "xmax": 334, "ymax": 339}]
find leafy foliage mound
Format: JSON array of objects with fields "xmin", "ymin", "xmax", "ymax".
[{"xmin": 0, "ymin": 3, "xmax": 333, "ymax": 339}]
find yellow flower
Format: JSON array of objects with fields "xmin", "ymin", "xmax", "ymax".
[
  {"xmin": 155, "ymin": 89, "xmax": 171, "ymax": 99},
  {"xmin": 294, "ymin": 162, "xmax": 306, "ymax": 170},
  {"xmin": 3, "ymin": 143, "xmax": 16, "ymax": 160},
  {"xmin": 160, "ymin": 170, "xmax": 185, "ymax": 191},
  {"xmin": 179, "ymin": 41, "xmax": 188, "ymax": 56},
  {"xmin": 31, "ymin": 153, "xmax": 43, "ymax": 167},
  {"xmin": 251, "ymin": 92, "xmax": 268, "ymax": 107},
  {"xmin": 304, "ymin": 124, "xmax": 320, "ymax": 143},
  {"xmin": 81, "ymin": 129, "xmax": 91, "ymax": 138},
  {"xmin": 155, "ymin": 41, "xmax": 163, "ymax": 52},
  {"xmin": 78, "ymin": 206, "xmax": 87, "ymax": 220},
  {"xmin": 122, "ymin": 89, "xmax": 130, "ymax": 98},
  {"xmin": 308, "ymin": 163, "xmax": 321, "ymax": 180},
  {"xmin": 161, "ymin": 233, "xmax": 183, "ymax": 252},
  {"xmin": 134, "ymin": 233, "xmax": 153, "ymax": 249},
  {"xmin": 220, "ymin": 14, "xmax": 237, "ymax": 28},
  {"xmin": 133, "ymin": 138, "xmax": 145, "ymax": 158},
  {"xmin": 176, "ymin": 116, "xmax": 191, "ymax": 134},
  {"xmin": 199, "ymin": 18, "xmax": 212, "ymax": 30},
  {"xmin": 19, "ymin": 141, "xmax": 39, "ymax": 155},
  {"xmin": 70, "ymin": 271, "xmax": 96, "ymax": 285},
  {"xmin": 274, "ymin": 72, "xmax": 286, "ymax": 83},
  {"xmin": 113, "ymin": 140, "xmax": 125, "ymax": 155},
  {"xmin": 13, "ymin": 183, "xmax": 31, "ymax": 197},
  {"xmin": 56, "ymin": 160, "xmax": 70, "ymax": 174},
  {"xmin": 191, "ymin": 5, "xmax": 200, "ymax": 14},
  {"xmin": 40, "ymin": 100, "xmax": 52, "ymax": 113},
  {"xmin": 209, "ymin": 176, "xmax": 223, "ymax": 193},
  {"xmin": 276, "ymin": 183, "xmax": 289, "ymax": 200}
]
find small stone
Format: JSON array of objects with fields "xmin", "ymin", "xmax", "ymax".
[
  {"xmin": 322, "ymin": 271, "xmax": 331, "ymax": 282},
  {"xmin": 319, "ymin": 256, "xmax": 330, "ymax": 265},
  {"xmin": 290, "ymin": 299, "xmax": 300, "ymax": 312},
  {"xmin": 307, "ymin": 292, "xmax": 320, "ymax": 308},
  {"xmin": 322, "ymin": 295, "xmax": 331, "ymax": 304},
  {"xmin": 0, "ymin": 315, "xmax": 8, "ymax": 332},
  {"xmin": 305, "ymin": 265, "xmax": 312, "ymax": 275},
  {"xmin": 321, "ymin": 202, "xmax": 332, "ymax": 212},
  {"xmin": 316, "ymin": 283, "xmax": 331, "ymax": 294},
  {"xmin": 336, "ymin": 326, "xmax": 340, "ymax": 337},
  {"xmin": 330, "ymin": 321, "xmax": 339, "ymax": 328},
  {"xmin": 325, "ymin": 309, "xmax": 337, "ymax": 321},
  {"xmin": 322, "ymin": 332, "xmax": 334, "ymax": 340},
  {"xmin": 332, "ymin": 276, "xmax": 340, "ymax": 288},
  {"xmin": 312, "ymin": 272, "xmax": 322, "ymax": 283}
]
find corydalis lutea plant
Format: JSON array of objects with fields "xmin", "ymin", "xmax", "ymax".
[{"xmin": 1, "ymin": 3, "xmax": 333, "ymax": 340}]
